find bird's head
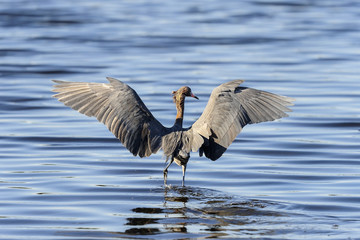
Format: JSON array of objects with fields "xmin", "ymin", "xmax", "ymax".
[{"xmin": 172, "ymin": 86, "xmax": 199, "ymax": 103}]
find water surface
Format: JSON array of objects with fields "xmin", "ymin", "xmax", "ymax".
[{"xmin": 1, "ymin": 0, "xmax": 360, "ymax": 239}]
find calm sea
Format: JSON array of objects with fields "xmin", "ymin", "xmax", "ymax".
[{"xmin": 1, "ymin": 0, "xmax": 359, "ymax": 239}]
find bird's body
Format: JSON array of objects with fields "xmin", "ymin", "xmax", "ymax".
[{"xmin": 52, "ymin": 78, "xmax": 294, "ymax": 186}]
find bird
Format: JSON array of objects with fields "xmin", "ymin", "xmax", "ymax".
[{"xmin": 52, "ymin": 77, "xmax": 294, "ymax": 187}]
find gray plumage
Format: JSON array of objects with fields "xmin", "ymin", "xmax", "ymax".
[{"xmin": 52, "ymin": 77, "xmax": 294, "ymax": 186}]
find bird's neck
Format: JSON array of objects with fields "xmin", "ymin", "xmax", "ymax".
[{"xmin": 174, "ymin": 97, "xmax": 185, "ymax": 127}]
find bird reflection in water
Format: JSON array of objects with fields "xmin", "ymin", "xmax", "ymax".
[
  {"xmin": 56, "ymin": 186, "xmax": 291, "ymax": 238},
  {"xmin": 123, "ymin": 186, "xmax": 288, "ymax": 237},
  {"xmin": 124, "ymin": 186, "xmax": 190, "ymax": 235}
]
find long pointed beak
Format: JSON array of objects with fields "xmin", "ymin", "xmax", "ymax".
[{"xmin": 191, "ymin": 93, "xmax": 199, "ymax": 100}]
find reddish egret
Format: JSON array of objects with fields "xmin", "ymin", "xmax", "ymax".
[{"xmin": 52, "ymin": 78, "xmax": 294, "ymax": 186}]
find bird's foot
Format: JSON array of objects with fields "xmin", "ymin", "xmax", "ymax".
[
  {"xmin": 181, "ymin": 164, "xmax": 186, "ymax": 187},
  {"xmin": 163, "ymin": 169, "xmax": 168, "ymax": 186}
]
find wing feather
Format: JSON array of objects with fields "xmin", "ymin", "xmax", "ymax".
[
  {"xmin": 189, "ymin": 80, "xmax": 294, "ymax": 160},
  {"xmin": 52, "ymin": 77, "xmax": 164, "ymax": 157}
]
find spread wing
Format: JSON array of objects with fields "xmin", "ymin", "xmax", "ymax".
[
  {"xmin": 188, "ymin": 80, "xmax": 294, "ymax": 160},
  {"xmin": 52, "ymin": 77, "xmax": 165, "ymax": 157}
]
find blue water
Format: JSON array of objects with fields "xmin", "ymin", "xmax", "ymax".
[{"xmin": 1, "ymin": 0, "xmax": 360, "ymax": 239}]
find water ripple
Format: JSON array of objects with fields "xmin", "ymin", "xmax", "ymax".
[{"xmin": 1, "ymin": 0, "xmax": 360, "ymax": 239}]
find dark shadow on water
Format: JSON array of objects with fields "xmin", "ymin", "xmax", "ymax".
[
  {"xmin": 57, "ymin": 186, "xmax": 330, "ymax": 239},
  {"xmin": 57, "ymin": 185, "xmax": 300, "ymax": 239}
]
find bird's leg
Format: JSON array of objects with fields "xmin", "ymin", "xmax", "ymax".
[
  {"xmin": 181, "ymin": 164, "xmax": 187, "ymax": 187},
  {"xmin": 163, "ymin": 158, "xmax": 174, "ymax": 186}
]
